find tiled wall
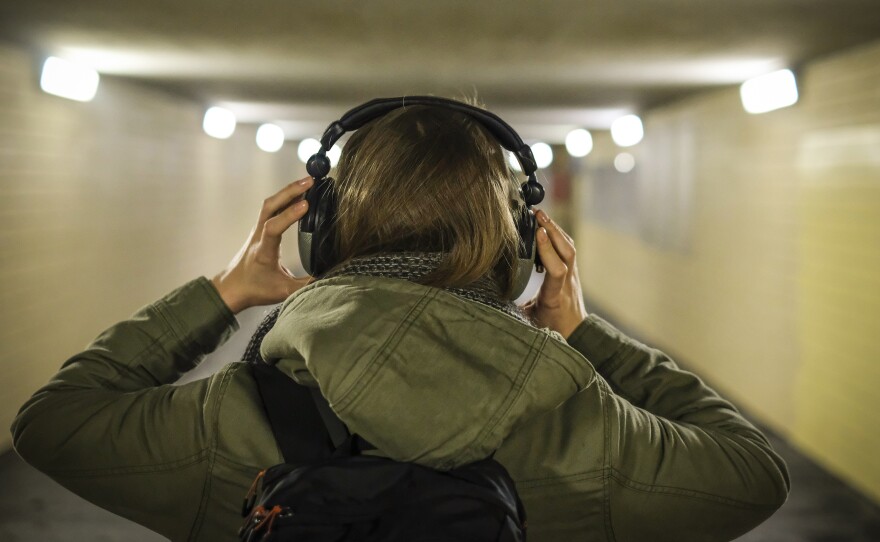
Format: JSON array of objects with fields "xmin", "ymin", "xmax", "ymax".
[
  {"xmin": 573, "ymin": 40, "xmax": 880, "ymax": 503},
  {"xmin": 0, "ymin": 42, "xmax": 305, "ymax": 451}
]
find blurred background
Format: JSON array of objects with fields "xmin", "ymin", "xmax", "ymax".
[{"xmin": 1, "ymin": 1, "xmax": 880, "ymax": 540}]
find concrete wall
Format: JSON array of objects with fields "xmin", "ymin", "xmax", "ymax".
[
  {"xmin": 572, "ymin": 40, "xmax": 880, "ymax": 503},
  {"xmin": 0, "ymin": 41, "xmax": 304, "ymax": 451}
]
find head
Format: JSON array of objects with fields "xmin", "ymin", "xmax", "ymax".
[{"xmin": 328, "ymin": 102, "xmax": 524, "ymax": 297}]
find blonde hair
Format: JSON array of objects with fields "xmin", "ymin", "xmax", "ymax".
[{"xmin": 330, "ymin": 102, "xmax": 523, "ymax": 297}]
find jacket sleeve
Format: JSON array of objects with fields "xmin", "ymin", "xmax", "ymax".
[
  {"xmin": 566, "ymin": 314, "xmax": 790, "ymax": 542},
  {"xmin": 10, "ymin": 277, "xmax": 239, "ymax": 541}
]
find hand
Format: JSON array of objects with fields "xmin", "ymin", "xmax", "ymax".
[
  {"xmin": 520, "ymin": 210, "xmax": 588, "ymax": 338},
  {"xmin": 210, "ymin": 177, "xmax": 314, "ymax": 314}
]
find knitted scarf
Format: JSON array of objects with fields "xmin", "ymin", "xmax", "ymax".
[{"xmin": 242, "ymin": 252, "xmax": 530, "ymax": 363}]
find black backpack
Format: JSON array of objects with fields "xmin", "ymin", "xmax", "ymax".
[{"xmin": 240, "ymin": 362, "xmax": 527, "ymax": 542}]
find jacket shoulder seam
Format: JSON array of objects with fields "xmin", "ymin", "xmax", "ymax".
[
  {"xmin": 334, "ymin": 289, "xmax": 438, "ymax": 412},
  {"xmin": 447, "ymin": 333, "xmax": 546, "ymax": 467}
]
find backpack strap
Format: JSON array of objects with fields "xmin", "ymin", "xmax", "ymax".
[
  {"xmin": 305, "ymin": 381, "xmax": 376, "ymax": 454},
  {"xmin": 251, "ymin": 361, "xmax": 377, "ymax": 462},
  {"xmin": 250, "ymin": 362, "xmax": 335, "ymax": 463},
  {"xmin": 308, "ymin": 386, "xmax": 350, "ymax": 448}
]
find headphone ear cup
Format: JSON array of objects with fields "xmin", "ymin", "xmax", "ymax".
[
  {"xmin": 312, "ymin": 181, "xmax": 338, "ymax": 275},
  {"xmin": 298, "ymin": 178, "xmax": 337, "ymax": 276},
  {"xmin": 508, "ymin": 206, "xmax": 537, "ymax": 300}
]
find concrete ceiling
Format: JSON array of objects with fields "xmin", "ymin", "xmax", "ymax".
[{"xmin": 2, "ymin": 0, "xmax": 880, "ymax": 141}]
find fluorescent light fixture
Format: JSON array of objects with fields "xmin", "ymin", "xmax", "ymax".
[
  {"xmin": 256, "ymin": 123, "xmax": 285, "ymax": 153},
  {"xmin": 565, "ymin": 129, "xmax": 593, "ymax": 157},
  {"xmin": 740, "ymin": 69, "xmax": 799, "ymax": 114},
  {"xmin": 327, "ymin": 144, "xmax": 342, "ymax": 167},
  {"xmin": 614, "ymin": 153, "xmax": 636, "ymax": 173},
  {"xmin": 297, "ymin": 138, "xmax": 322, "ymax": 164},
  {"xmin": 531, "ymin": 142, "xmax": 553, "ymax": 169},
  {"xmin": 40, "ymin": 57, "xmax": 99, "ymax": 102},
  {"xmin": 203, "ymin": 107, "xmax": 236, "ymax": 139},
  {"xmin": 508, "ymin": 152, "xmax": 522, "ymax": 172},
  {"xmin": 611, "ymin": 115, "xmax": 644, "ymax": 147}
]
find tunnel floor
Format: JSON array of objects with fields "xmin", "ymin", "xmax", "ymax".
[{"xmin": 1, "ymin": 425, "xmax": 878, "ymax": 541}]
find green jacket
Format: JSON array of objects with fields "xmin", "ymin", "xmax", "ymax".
[{"xmin": 12, "ymin": 276, "xmax": 789, "ymax": 541}]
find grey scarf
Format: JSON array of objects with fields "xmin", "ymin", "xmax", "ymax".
[{"xmin": 243, "ymin": 252, "xmax": 530, "ymax": 363}]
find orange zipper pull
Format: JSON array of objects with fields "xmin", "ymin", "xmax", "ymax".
[
  {"xmin": 253, "ymin": 505, "xmax": 285, "ymax": 537},
  {"xmin": 241, "ymin": 469, "xmax": 266, "ymax": 517}
]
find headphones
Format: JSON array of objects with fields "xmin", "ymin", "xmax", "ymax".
[{"xmin": 299, "ymin": 96, "xmax": 545, "ymax": 300}]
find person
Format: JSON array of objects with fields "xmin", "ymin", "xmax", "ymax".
[{"xmin": 11, "ymin": 101, "xmax": 789, "ymax": 542}]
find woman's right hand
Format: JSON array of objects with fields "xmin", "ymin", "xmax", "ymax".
[
  {"xmin": 520, "ymin": 210, "xmax": 588, "ymax": 339},
  {"xmin": 210, "ymin": 177, "xmax": 314, "ymax": 314}
]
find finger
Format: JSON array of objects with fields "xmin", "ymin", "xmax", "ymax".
[
  {"xmin": 536, "ymin": 227, "xmax": 567, "ymax": 292},
  {"xmin": 536, "ymin": 210, "xmax": 575, "ymax": 260},
  {"xmin": 536, "ymin": 210, "xmax": 576, "ymax": 265},
  {"xmin": 263, "ymin": 199, "xmax": 309, "ymax": 240},
  {"xmin": 258, "ymin": 177, "xmax": 314, "ymax": 225},
  {"xmin": 259, "ymin": 200, "xmax": 309, "ymax": 260}
]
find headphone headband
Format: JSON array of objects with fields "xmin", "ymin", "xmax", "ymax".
[{"xmin": 314, "ymin": 96, "xmax": 543, "ymax": 204}]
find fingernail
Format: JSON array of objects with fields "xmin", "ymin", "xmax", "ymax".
[
  {"xmin": 537, "ymin": 210, "xmax": 548, "ymax": 222},
  {"xmin": 298, "ymin": 177, "xmax": 313, "ymax": 186},
  {"xmin": 538, "ymin": 227, "xmax": 548, "ymax": 239},
  {"xmin": 294, "ymin": 200, "xmax": 308, "ymax": 209}
]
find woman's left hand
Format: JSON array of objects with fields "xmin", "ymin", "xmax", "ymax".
[{"xmin": 210, "ymin": 177, "xmax": 314, "ymax": 314}]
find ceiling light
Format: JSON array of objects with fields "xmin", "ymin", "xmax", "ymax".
[
  {"xmin": 611, "ymin": 115, "xmax": 644, "ymax": 147},
  {"xmin": 614, "ymin": 153, "xmax": 636, "ymax": 173},
  {"xmin": 256, "ymin": 123, "xmax": 285, "ymax": 153},
  {"xmin": 327, "ymin": 145, "xmax": 342, "ymax": 167},
  {"xmin": 508, "ymin": 152, "xmax": 522, "ymax": 172},
  {"xmin": 40, "ymin": 57, "xmax": 99, "ymax": 102},
  {"xmin": 297, "ymin": 138, "xmax": 322, "ymax": 164},
  {"xmin": 565, "ymin": 129, "xmax": 593, "ymax": 157},
  {"xmin": 740, "ymin": 69, "xmax": 799, "ymax": 114},
  {"xmin": 531, "ymin": 142, "xmax": 553, "ymax": 169},
  {"xmin": 203, "ymin": 107, "xmax": 236, "ymax": 139}
]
